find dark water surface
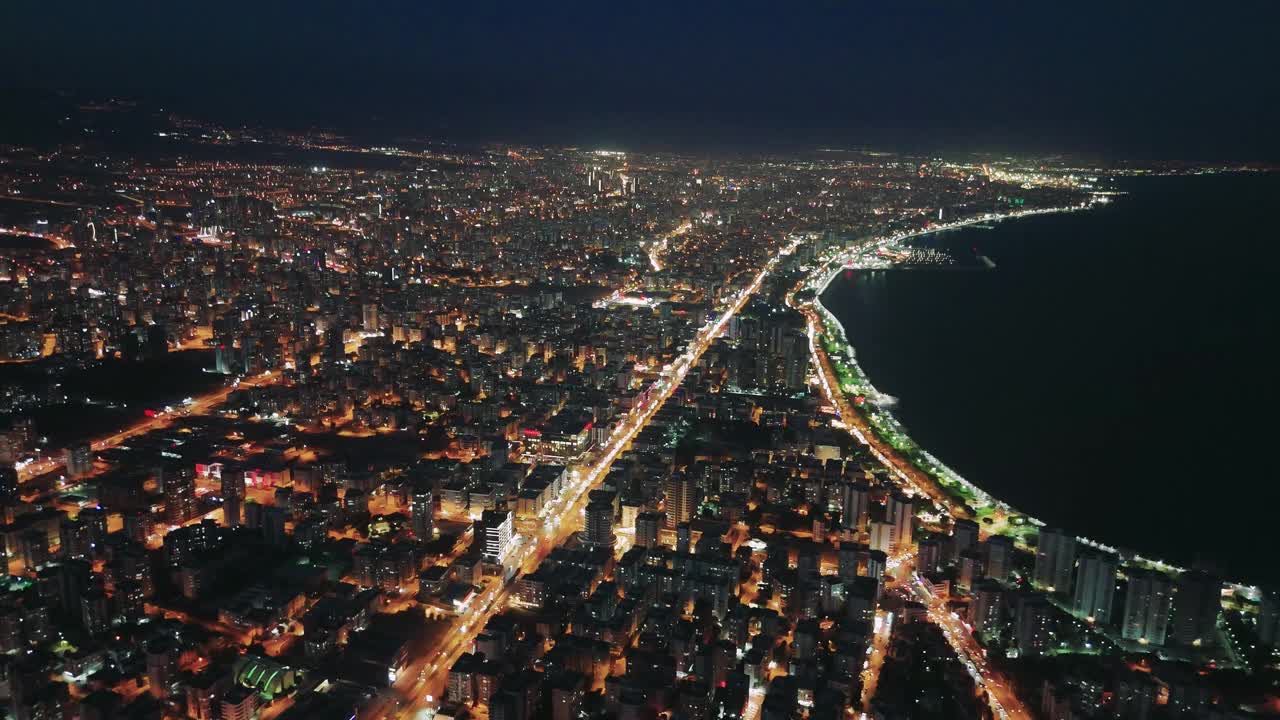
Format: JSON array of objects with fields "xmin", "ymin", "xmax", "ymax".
[{"xmin": 821, "ymin": 173, "xmax": 1280, "ymax": 586}]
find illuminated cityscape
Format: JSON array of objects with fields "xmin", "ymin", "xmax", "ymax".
[{"xmin": 0, "ymin": 4, "xmax": 1278, "ymax": 720}]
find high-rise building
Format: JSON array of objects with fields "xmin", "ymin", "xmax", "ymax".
[
  {"xmin": 480, "ymin": 509, "xmax": 513, "ymax": 565},
  {"xmin": 78, "ymin": 506, "xmax": 108, "ymax": 551},
  {"xmin": 1033, "ymin": 527, "xmax": 1076, "ymax": 593},
  {"xmin": 615, "ymin": 495, "xmax": 640, "ymax": 531},
  {"xmin": 663, "ymin": 471, "xmax": 698, "ymax": 529},
  {"xmin": 411, "ymin": 486, "xmax": 435, "ymax": 540},
  {"xmin": 1259, "ymin": 589, "xmax": 1280, "ymax": 648},
  {"xmin": 80, "ymin": 589, "xmax": 110, "ymax": 637},
  {"xmin": 865, "ymin": 549, "xmax": 887, "ymax": 581},
  {"xmin": 64, "ymin": 443, "xmax": 94, "ymax": 478},
  {"xmin": 243, "ymin": 499, "xmax": 264, "ymax": 529},
  {"xmin": 58, "ymin": 518, "xmax": 92, "ymax": 560},
  {"xmin": 1014, "ymin": 593, "xmax": 1054, "ymax": 657},
  {"xmin": 635, "ymin": 511, "xmax": 662, "ymax": 549},
  {"xmin": 0, "ymin": 463, "xmax": 18, "ymax": 497},
  {"xmin": 0, "ymin": 421, "xmax": 33, "ymax": 465},
  {"xmin": 1170, "ymin": 570, "xmax": 1221, "ymax": 648},
  {"xmin": 1072, "ymin": 550, "xmax": 1118, "ymax": 624},
  {"xmin": 970, "ymin": 580, "xmax": 1006, "ymax": 643},
  {"xmin": 837, "ymin": 542, "xmax": 870, "ymax": 583},
  {"xmin": 839, "ymin": 479, "xmax": 871, "ymax": 532},
  {"xmin": 951, "ymin": 518, "xmax": 979, "ymax": 562},
  {"xmin": 777, "ymin": 330, "xmax": 809, "ymax": 391},
  {"xmin": 146, "ymin": 639, "xmax": 178, "ymax": 698},
  {"xmin": 162, "ymin": 465, "xmax": 197, "ymax": 526},
  {"xmin": 1122, "ymin": 568, "xmax": 1174, "ymax": 646},
  {"xmin": 262, "ymin": 505, "xmax": 289, "ymax": 548},
  {"xmin": 983, "ymin": 535, "xmax": 1013, "ymax": 583},
  {"xmin": 163, "ymin": 520, "xmax": 221, "ymax": 568},
  {"xmin": 868, "ymin": 520, "xmax": 893, "ymax": 553},
  {"xmin": 916, "ymin": 535, "xmax": 943, "ymax": 575},
  {"xmin": 114, "ymin": 544, "xmax": 154, "ymax": 598},
  {"xmin": 675, "ymin": 522, "xmax": 692, "ymax": 554},
  {"xmin": 123, "ymin": 510, "xmax": 152, "ymax": 545},
  {"xmin": 581, "ymin": 498, "xmax": 615, "ymax": 548},
  {"xmin": 220, "ymin": 467, "xmax": 245, "ymax": 528},
  {"xmin": 22, "ymin": 528, "xmax": 49, "ymax": 569},
  {"xmin": 957, "ymin": 547, "xmax": 983, "ymax": 593},
  {"xmin": 115, "ymin": 579, "xmax": 147, "ymax": 620},
  {"xmin": 887, "ymin": 491, "xmax": 914, "ymax": 550}
]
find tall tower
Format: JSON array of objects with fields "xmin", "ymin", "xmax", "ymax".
[
  {"xmin": 1170, "ymin": 570, "xmax": 1221, "ymax": 647},
  {"xmin": 983, "ymin": 535, "xmax": 1013, "ymax": 583},
  {"xmin": 411, "ymin": 486, "xmax": 435, "ymax": 540},
  {"xmin": 916, "ymin": 535, "xmax": 943, "ymax": 576},
  {"xmin": 163, "ymin": 465, "xmax": 197, "ymax": 526},
  {"xmin": 1033, "ymin": 527, "xmax": 1076, "ymax": 593},
  {"xmin": 635, "ymin": 511, "xmax": 662, "ymax": 549},
  {"xmin": 0, "ymin": 463, "xmax": 17, "ymax": 498},
  {"xmin": 1014, "ymin": 593, "xmax": 1054, "ymax": 657},
  {"xmin": 1259, "ymin": 590, "xmax": 1280, "ymax": 648},
  {"xmin": 480, "ymin": 509, "xmax": 513, "ymax": 565},
  {"xmin": 1072, "ymin": 550, "xmax": 1118, "ymax": 624},
  {"xmin": 887, "ymin": 491, "xmax": 914, "ymax": 550},
  {"xmin": 145, "ymin": 639, "xmax": 178, "ymax": 699},
  {"xmin": 221, "ymin": 467, "xmax": 245, "ymax": 528},
  {"xmin": 951, "ymin": 518, "xmax": 979, "ymax": 562},
  {"xmin": 839, "ymin": 479, "xmax": 871, "ymax": 532},
  {"xmin": 970, "ymin": 580, "xmax": 1006, "ymax": 643},
  {"xmin": 1122, "ymin": 568, "xmax": 1174, "ymax": 646},
  {"xmin": 262, "ymin": 505, "xmax": 289, "ymax": 549},
  {"xmin": 581, "ymin": 499, "xmax": 615, "ymax": 548},
  {"xmin": 838, "ymin": 541, "xmax": 867, "ymax": 583},
  {"xmin": 663, "ymin": 472, "xmax": 698, "ymax": 530}
]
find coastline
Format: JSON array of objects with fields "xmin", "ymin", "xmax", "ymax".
[{"xmin": 793, "ymin": 201, "xmax": 1261, "ymax": 600}]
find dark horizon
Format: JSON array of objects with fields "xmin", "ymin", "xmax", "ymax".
[
  {"xmin": 3, "ymin": 1, "xmax": 1279, "ymax": 161},
  {"xmin": 2, "ymin": 4, "xmax": 1279, "ymax": 711}
]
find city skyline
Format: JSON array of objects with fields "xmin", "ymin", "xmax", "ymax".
[
  {"xmin": 0, "ymin": 4, "xmax": 1277, "ymax": 720},
  {"xmin": 4, "ymin": 2, "xmax": 1280, "ymax": 158}
]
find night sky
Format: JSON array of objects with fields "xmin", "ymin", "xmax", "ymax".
[{"xmin": 3, "ymin": 1, "xmax": 1278, "ymax": 157}]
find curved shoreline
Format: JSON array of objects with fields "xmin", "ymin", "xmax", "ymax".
[{"xmin": 798, "ymin": 202, "xmax": 1260, "ymax": 598}]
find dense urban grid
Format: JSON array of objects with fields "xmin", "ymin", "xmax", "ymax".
[{"xmin": 0, "ymin": 104, "xmax": 1274, "ymax": 720}]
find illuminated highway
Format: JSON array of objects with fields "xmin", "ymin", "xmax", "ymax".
[
  {"xmin": 796, "ymin": 304, "xmax": 1033, "ymax": 719},
  {"xmin": 902, "ymin": 562, "xmax": 1029, "ymax": 720},
  {"xmin": 646, "ymin": 219, "xmax": 692, "ymax": 272},
  {"xmin": 791, "ymin": 298, "xmax": 955, "ymax": 516},
  {"xmin": 787, "ymin": 227, "xmax": 1045, "ymax": 718},
  {"xmin": 858, "ymin": 609, "xmax": 893, "ymax": 711},
  {"xmin": 17, "ymin": 370, "xmax": 279, "ymax": 486},
  {"xmin": 0, "ymin": 225, "xmax": 74, "ymax": 250},
  {"xmin": 397, "ymin": 237, "xmax": 802, "ymax": 718}
]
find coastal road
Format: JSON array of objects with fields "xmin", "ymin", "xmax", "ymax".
[
  {"xmin": 792, "ymin": 299, "xmax": 960, "ymax": 517},
  {"xmin": 792, "ymin": 289, "xmax": 1022, "ymax": 540},
  {"xmin": 796, "ymin": 303, "xmax": 1033, "ymax": 719},
  {"xmin": 790, "ymin": 261, "xmax": 1037, "ymax": 718}
]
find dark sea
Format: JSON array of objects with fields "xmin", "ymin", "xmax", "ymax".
[{"xmin": 820, "ymin": 173, "xmax": 1280, "ymax": 587}]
